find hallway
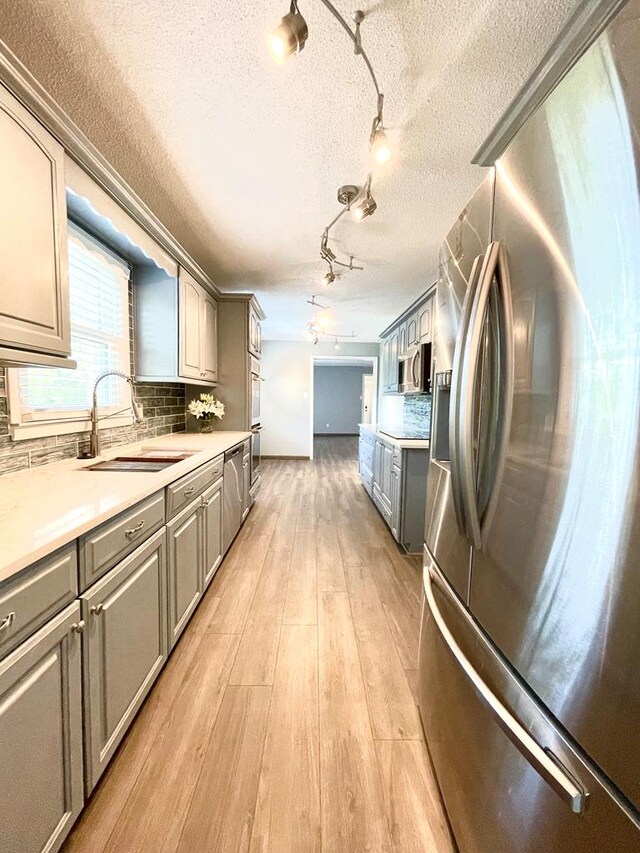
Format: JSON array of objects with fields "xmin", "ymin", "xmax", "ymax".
[{"xmin": 63, "ymin": 436, "xmax": 454, "ymax": 853}]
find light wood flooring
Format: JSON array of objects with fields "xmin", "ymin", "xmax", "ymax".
[{"xmin": 63, "ymin": 435, "xmax": 454, "ymax": 853}]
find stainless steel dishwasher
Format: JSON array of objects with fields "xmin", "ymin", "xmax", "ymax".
[{"xmin": 223, "ymin": 443, "xmax": 243, "ymax": 554}]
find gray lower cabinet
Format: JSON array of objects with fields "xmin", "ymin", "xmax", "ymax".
[
  {"xmin": 166, "ymin": 497, "xmax": 202, "ymax": 649},
  {"xmin": 362, "ymin": 430, "xmax": 429, "ymax": 553},
  {"xmin": 0, "ymin": 602, "xmax": 84, "ymax": 853},
  {"xmin": 202, "ymin": 479, "xmax": 223, "ymax": 589},
  {"xmin": 242, "ymin": 452, "xmax": 251, "ymax": 520},
  {"xmin": 81, "ymin": 528, "xmax": 167, "ymax": 792}
]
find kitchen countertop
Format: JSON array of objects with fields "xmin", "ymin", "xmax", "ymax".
[
  {"xmin": 359, "ymin": 423, "xmax": 430, "ymax": 450},
  {"xmin": 0, "ymin": 431, "xmax": 251, "ymax": 585}
]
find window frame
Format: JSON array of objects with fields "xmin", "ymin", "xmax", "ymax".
[{"xmin": 7, "ymin": 224, "xmax": 134, "ymax": 441}]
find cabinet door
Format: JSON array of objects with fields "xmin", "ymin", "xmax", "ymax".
[
  {"xmin": 418, "ymin": 299, "xmax": 432, "ymax": 343},
  {"xmin": 388, "ymin": 330, "xmax": 399, "ymax": 392},
  {"xmin": 242, "ymin": 454, "xmax": 251, "ymax": 520},
  {"xmin": 0, "ymin": 84, "xmax": 70, "ymax": 356},
  {"xmin": 382, "ymin": 444, "xmax": 394, "ymax": 506},
  {"xmin": 390, "ymin": 466, "xmax": 402, "ymax": 541},
  {"xmin": 407, "ymin": 311, "xmax": 418, "ymax": 347},
  {"xmin": 397, "ymin": 321, "xmax": 407, "ymax": 359},
  {"xmin": 82, "ymin": 530, "xmax": 167, "ymax": 791},
  {"xmin": 179, "ymin": 270, "xmax": 202, "ymax": 380},
  {"xmin": 166, "ymin": 498, "xmax": 202, "ymax": 649},
  {"xmin": 201, "ymin": 292, "xmax": 218, "ymax": 382},
  {"xmin": 0, "ymin": 602, "xmax": 83, "ymax": 853},
  {"xmin": 201, "ymin": 480, "xmax": 223, "ymax": 589},
  {"xmin": 248, "ymin": 306, "xmax": 262, "ymax": 358}
]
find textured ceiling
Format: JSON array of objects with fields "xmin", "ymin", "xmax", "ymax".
[{"xmin": 0, "ymin": 0, "xmax": 582, "ymax": 340}]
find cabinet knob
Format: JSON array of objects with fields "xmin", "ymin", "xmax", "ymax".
[
  {"xmin": 0, "ymin": 612, "xmax": 16, "ymax": 633},
  {"xmin": 201, "ymin": 497, "xmax": 210, "ymax": 507},
  {"xmin": 90, "ymin": 603, "xmax": 104, "ymax": 616},
  {"xmin": 71, "ymin": 620, "xmax": 85, "ymax": 634}
]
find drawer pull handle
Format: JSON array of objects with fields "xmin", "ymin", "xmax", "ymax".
[
  {"xmin": 184, "ymin": 487, "xmax": 196, "ymax": 497},
  {"xmin": 125, "ymin": 520, "xmax": 145, "ymax": 538},
  {"xmin": 0, "ymin": 612, "xmax": 16, "ymax": 633},
  {"xmin": 90, "ymin": 604, "xmax": 104, "ymax": 616},
  {"xmin": 71, "ymin": 620, "xmax": 85, "ymax": 634}
]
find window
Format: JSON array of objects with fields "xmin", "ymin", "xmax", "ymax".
[{"xmin": 8, "ymin": 224, "xmax": 131, "ymax": 440}]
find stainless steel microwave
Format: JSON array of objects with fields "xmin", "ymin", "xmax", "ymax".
[{"xmin": 398, "ymin": 342, "xmax": 432, "ymax": 394}]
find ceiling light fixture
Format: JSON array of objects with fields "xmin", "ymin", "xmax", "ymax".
[
  {"xmin": 352, "ymin": 174, "xmax": 377, "ymax": 221},
  {"xmin": 323, "ymin": 266, "xmax": 336, "ymax": 286},
  {"xmin": 370, "ymin": 93, "xmax": 391, "ymax": 166},
  {"xmin": 268, "ymin": 1, "xmax": 308, "ymax": 64}
]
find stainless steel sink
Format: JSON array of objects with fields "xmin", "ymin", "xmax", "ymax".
[{"xmin": 85, "ymin": 450, "xmax": 197, "ymax": 472}]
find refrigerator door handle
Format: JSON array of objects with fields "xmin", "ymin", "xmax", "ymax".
[
  {"xmin": 423, "ymin": 565, "xmax": 587, "ymax": 815},
  {"xmin": 457, "ymin": 242, "xmax": 514, "ymax": 549},
  {"xmin": 450, "ymin": 252, "xmax": 484, "ymax": 542}
]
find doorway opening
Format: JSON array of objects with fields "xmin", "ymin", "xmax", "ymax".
[{"xmin": 309, "ymin": 356, "xmax": 378, "ymax": 462}]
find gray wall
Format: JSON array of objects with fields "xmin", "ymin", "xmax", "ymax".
[{"xmin": 313, "ymin": 365, "xmax": 373, "ymax": 435}]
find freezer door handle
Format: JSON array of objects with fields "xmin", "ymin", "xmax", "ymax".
[
  {"xmin": 423, "ymin": 565, "xmax": 587, "ymax": 815},
  {"xmin": 450, "ymin": 252, "xmax": 484, "ymax": 542}
]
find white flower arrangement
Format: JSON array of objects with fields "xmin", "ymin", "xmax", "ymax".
[{"xmin": 188, "ymin": 393, "xmax": 225, "ymax": 421}]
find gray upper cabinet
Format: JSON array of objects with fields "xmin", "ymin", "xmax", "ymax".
[
  {"xmin": 166, "ymin": 496, "xmax": 202, "ymax": 649},
  {"xmin": 201, "ymin": 291, "xmax": 218, "ymax": 382},
  {"xmin": 202, "ymin": 478, "xmax": 223, "ymax": 588},
  {"xmin": 179, "ymin": 269, "xmax": 202, "ymax": 380},
  {"xmin": 248, "ymin": 302, "xmax": 262, "ymax": 358},
  {"xmin": 407, "ymin": 311, "xmax": 419, "ymax": 347},
  {"xmin": 418, "ymin": 298, "xmax": 433, "ymax": 343},
  {"xmin": 0, "ymin": 83, "xmax": 72, "ymax": 364},
  {"xmin": 0, "ymin": 602, "xmax": 84, "ymax": 853},
  {"xmin": 81, "ymin": 529, "xmax": 167, "ymax": 792},
  {"xmin": 135, "ymin": 265, "xmax": 218, "ymax": 386}
]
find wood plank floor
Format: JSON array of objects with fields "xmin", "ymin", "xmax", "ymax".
[{"xmin": 63, "ymin": 436, "xmax": 454, "ymax": 853}]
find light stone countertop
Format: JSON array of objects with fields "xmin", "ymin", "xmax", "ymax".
[
  {"xmin": 359, "ymin": 423, "xmax": 430, "ymax": 450},
  {"xmin": 0, "ymin": 431, "xmax": 251, "ymax": 585}
]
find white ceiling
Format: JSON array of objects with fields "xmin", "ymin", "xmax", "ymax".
[{"xmin": 1, "ymin": 0, "xmax": 582, "ymax": 340}]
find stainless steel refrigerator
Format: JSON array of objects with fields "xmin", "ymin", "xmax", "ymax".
[{"xmin": 419, "ymin": 2, "xmax": 640, "ymax": 849}]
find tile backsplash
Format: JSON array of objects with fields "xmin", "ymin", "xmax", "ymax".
[
  {"xmin": 402, "ymin": 394, "xmax": 431, "ymax": 436},
  {"xmin": 0, "ymin": 282, "xmax": 186, "ymax": 476}
]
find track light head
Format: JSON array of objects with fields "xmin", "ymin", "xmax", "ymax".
[
  {"xmin": 352, "ymin": 193, "xmax": 377, "ymax": 221},
  {"xmin": 334, "ymin": 338, "xmax": 341, "ymax": 351},
  {"xmin": 371, "ymin": 127, "xmax": 391, "ymax": 166},
  {"xmin": 313, "ymin": 335, "xmax": 319, "ymax": 345},
  {"xmin": 322, "ymin": 267, "xmax": 336, "ymax": 286},
  {"xmin": 269, "ymin": 3, "xmax": 308, "ymax": 64}
]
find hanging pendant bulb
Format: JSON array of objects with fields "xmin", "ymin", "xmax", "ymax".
[
  {"xmin": 268, "ymin": 2, "xmax": 308, "ymax": 64},
  {"xmin": 334, "ymin": 338, "xmax": 341, "ymax": 351},
  {"xmin": 322, "ymin": 266, "xmax": 336, "ymax": 286},
  {"xmin": 371, "ymin": 127, "xmax": 391, "ymax": 166}
]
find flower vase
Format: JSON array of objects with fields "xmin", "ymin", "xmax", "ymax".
[{"xmin": 198, "ymin": 418, "xmax": 214, "ymax": 434}]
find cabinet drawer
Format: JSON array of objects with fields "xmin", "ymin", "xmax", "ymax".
[
  {"xmin": 360, "ymin": 442, "xmax": 374, "ymax": 467},
  {"xmin": 166, "ymin": 456, "xmax": 223, "ymax": 519},
  {"xmin": 360, "ymin": 430, "xmax": 376, "ymax": 448},
  {"xmin": 361, "ymin": 464, "xmax": 373, "ymax": 496},
  {"xmin": 79, "ymin": 492, "xmax": 165, "ymax": 591},
  {"xmin": 243, "ymin": 439, "xmax": 250, "ymax": 456},
  {"xmin": 0, "ymin": 543, "xmax": 77, "ymax": 660}
]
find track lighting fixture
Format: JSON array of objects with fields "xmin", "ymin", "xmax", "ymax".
[
  {"xmin": 334, "ymin": 338, "xmax": 341, "ymax": 351},
  {"xmin": 352, "ymin": 175, "xmax": 377, "ymax": 221},
  {"xmin": 268, "ymin": 1, "xmax": 308, "ymax": 64}
]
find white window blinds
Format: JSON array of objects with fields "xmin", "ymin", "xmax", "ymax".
[{"xmin": 17, "ymin": 225, "xmax": 131, "ymax": 420}]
